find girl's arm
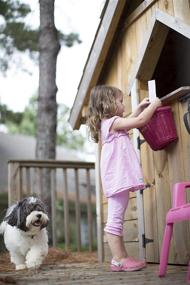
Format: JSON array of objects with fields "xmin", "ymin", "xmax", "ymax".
[{"xmin": 111, "ymin": 98, "xmax": 162, "ymax": 131}]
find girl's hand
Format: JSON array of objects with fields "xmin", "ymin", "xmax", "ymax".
[
  {"xmin": 130, "ymin": 98, "xmax": 150, "ymax": 118},
  {"xmin": 152, "ymin": 97, "xmax": 162, "ymax": 108},
  {"xmin": 138, "ymin": 98, "xmax": 150, "ymax": 110}
]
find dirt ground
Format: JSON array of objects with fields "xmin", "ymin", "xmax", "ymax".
[
  {"xmin": 0, "ymin": 248, "xmax": 98, "ymax": 284},
  {"xmin": 0, "ymin": 248, "xmax": 188, "ymax": 285},
  {"xmin": 0, "ymin": 247, "xmax": 97, "ymax": 273}
]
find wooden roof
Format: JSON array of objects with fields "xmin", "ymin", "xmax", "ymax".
[
  {"xmin": 69, "ymin": 0, "xmax": 127, "ymax": 129},
  {"xmin": 69, "ymin": 0, "xmax": 190, "ymax": 129}
]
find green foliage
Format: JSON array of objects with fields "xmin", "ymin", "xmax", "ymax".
[
  {"xmin": 57, "ymin": 240, "xmax": 97, "ymax": 252},
  {"xmin": 0, "ymin": 0, "xmax": 30, "ymax": 20},
  {"xmin": 3, "ymin": 96, "xmax": 36, "ymax": 135},
  {"xmin": 0, "ymin": 104, "xmax": 23, "ymax": 124},
  {"xmin": 57, "ymin": 104, "xmax": 84, "ymax": 150},
  {"xmin": 0, "ymin": 0, "xmax": 81, "ymax": 72},
  {"xmin": 0, "ymin": 96, "xmax": 85, "ymax": 150},
  {"xmin": 60, "ymin": 32, "xmax": 82, "ymax": 47},
  {"xmin": 4, "ymin": 22, "xmax": 38, "ymax": 52},
  {"xmin": 0, "ymin": 0, "xmax": 38, "ymax": 71}
]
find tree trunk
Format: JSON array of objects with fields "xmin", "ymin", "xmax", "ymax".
[
  {"xmin": 36, "ymin": 0, "xmax": 60, "ymax": 160},
  {"xmin": 36, "ymin": 0, "xmax": 60, "ymax": 244}
]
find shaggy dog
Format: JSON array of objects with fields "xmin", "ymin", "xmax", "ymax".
[{"xmin": 0, "ymin": 196, "xmax": 49, "ymax": 270}]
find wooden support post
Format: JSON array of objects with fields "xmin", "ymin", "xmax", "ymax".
[
  {"xmin": 131, "ymin": 79, "xmax": 145, "ymax": 260},
  {"xmin": 95, "ymin": 143, "xmax": 104, "ymax": 262}
]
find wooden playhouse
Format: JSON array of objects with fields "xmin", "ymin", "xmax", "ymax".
[{"xmin": 69, "ymin": 0, "xmax": 190, "ymax": 264}]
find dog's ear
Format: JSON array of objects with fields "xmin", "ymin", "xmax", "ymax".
[
  {"xmin": 5, "ymin": 201, "xmax": 27, "ymax": 231},
  {"xmin": 5, "ymin": 203, "xmax": 20, "ymax": 226}
]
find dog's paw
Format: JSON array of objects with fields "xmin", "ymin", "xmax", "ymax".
[
  {"xmin": 16, "ymin": 264, "xmax": 26, "ymax": 270},
  {"xmin": 26, "ymin": 261, "xmax": 41, "ymax": 270}
]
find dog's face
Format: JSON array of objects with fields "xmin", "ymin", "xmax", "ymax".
[{"xmin": 5, "ymin": 197, "xmax": 49, "ymax": 232}]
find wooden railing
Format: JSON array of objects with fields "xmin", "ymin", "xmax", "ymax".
[{"xmin": 8, "ymin": 160, "xmax": 95, "ymax": 252}]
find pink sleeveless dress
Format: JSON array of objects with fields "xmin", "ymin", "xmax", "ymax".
[{"xmin": 100, "ymin": 116, "xmax": 145, "ymax": 198}]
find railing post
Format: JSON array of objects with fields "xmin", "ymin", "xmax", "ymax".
[
  {"xmin": 26, "ymin": 167, "xmax": 31, "ymax": 195},
  {"xmin": 63, "ymin": 169, "xmax": 69, "ymax": 251},
  {"xmin": 86, "ymin": 168, "xmax": 93, "ymax": 252},
  {"xmin": 8, "ymin": 162, "xmax": 12, "ymax": 206},
  {"xmin": 19, "ymin": 167, "xmax": 23, "ymax": 201},
  {"xmin": 74, "ymin": 168, "xmax": 81, "ymax": 251},
  {"xmin": 51, "ymin": 169, "xmax": 56, "ymax": 247},
  {"xmin": 8, "ymin": 162, "xmax": 21, "ymax": 206}
]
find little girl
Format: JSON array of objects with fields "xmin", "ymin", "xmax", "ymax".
[{"xmin": 87, "ymin": 85, "xmax": 162, "ymax": 272}]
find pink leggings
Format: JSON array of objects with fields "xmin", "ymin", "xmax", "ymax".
[{"xmin": 104, "ymin": 191, "xmax": 129, "ymax": 236}]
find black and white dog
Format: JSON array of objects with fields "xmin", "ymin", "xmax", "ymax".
[{"xmin": 0, "ymin": 197, "xmax": 49, "ymax": 270}]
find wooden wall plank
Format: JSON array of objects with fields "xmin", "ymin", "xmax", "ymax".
[
  {"xmin": 176, "ymin": 100, "xmax": 190, "ymax": 262},
  {"xmin": 141, "ymin": 142, "xmax": 159, "ymax": 263},
  {"xmin": 157, "ymin": 0, "xmax": 174, "ymax": 16},
  {"xmin": 124, "ymin": 24, "xmax": 138, "ymax": 94},
  {"xmin": 104, "ymin": 242, "xmax": 139, "ymax": 262},
  {"xmin": 173, "ymin": 0, "xmax": 190, "ymax": 244},
  {"xmin": 104, "ymin": 53, "xmax": 118, "ymax": 86},
  {"xmin": 102, "ymin": 0, "xmax": 190, "ymax": 264},
  {"xmin": 153, "ymin": 150, "xmax": 174, "ymax": 262},
  {"xmin": 135, "ymin": 12, "xmax": 148, "ymax": 60},
  {"xmin": 123, "ymin": 220, "xmax": 139, "ymax": 242},
  {"xmin": 173, "ymin": 0, "xmax": 190, "ymax": 24},
  {"xmin": 143, "ymin": 185, "xmax": 159, "ymax": 263},
  {"xmin": 167, "ymin": 102, "xmax": 189, "ymax": 264},
  {"xmin": 178, "ymin": 101, "xmax": 190, "ymax": 181}
]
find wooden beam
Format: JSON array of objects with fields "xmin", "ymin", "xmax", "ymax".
[
  {"xmin": 126, "ymin": 16, "xmax": 166, "ymax": 93},
  {"xmin": 155, "ymin": 8, "xmax": 190, "ymax": 39},
  {"xmin": 128, "ymin": 9, "xmax": 190, "ymax": 96},
  {"xmin": 137, "ymin": 22, "xmax": 169, "ymax": 82},
  {"xmin": 124, "ymin": 0, "xmax": 158, "ymax": 29},
  {"xmin": 161, "ymin": 86, "xmax": 190, "ymax": 104},
  {"xmin": 8, "ymin": 159, "xmax": 95, "ymax": 169}
]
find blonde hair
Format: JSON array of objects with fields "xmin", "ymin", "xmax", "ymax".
[{"xmin": 86, "ymin": 85, "xmax": 122, "ymax": 143}]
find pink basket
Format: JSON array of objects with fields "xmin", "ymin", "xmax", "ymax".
[{"xmin": 139, "ymin": 106, "xmax": 178, "ymax": 151}]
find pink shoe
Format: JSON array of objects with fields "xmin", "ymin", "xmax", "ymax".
[{"xmin": 111, "ymin": 257, "xmax": 146, "ymax": 272}]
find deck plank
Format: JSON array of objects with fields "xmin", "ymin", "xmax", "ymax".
[{"xmin": 0, "ymin": 262, "xmax": 187, "ymax": 285}]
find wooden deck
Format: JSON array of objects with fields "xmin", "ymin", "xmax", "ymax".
[{"xmin": 0, "ymin": 250, "xmax": 188, "ymax": 285}]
